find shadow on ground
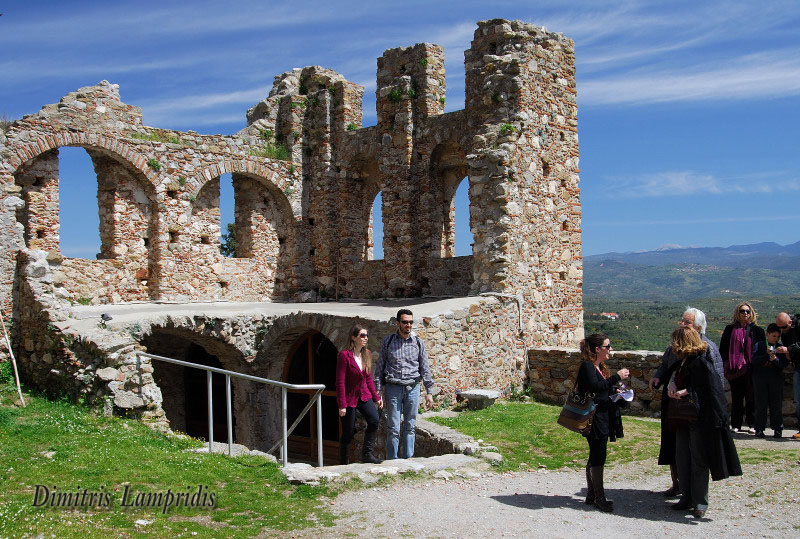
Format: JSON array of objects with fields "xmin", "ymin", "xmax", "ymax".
[{"xmin": 492, "ymin": 487, "xmax": 710, "ymax": 525}]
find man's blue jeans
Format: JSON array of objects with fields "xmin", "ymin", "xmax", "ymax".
[{"xmin": 383, "ymin": 383, "xmax": 420, "ymax": 459}]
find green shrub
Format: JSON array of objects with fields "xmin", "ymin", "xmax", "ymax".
[
  {"xmin": 387, "ymin": 89, "xmax": 403, "ymax": 103},
  {"xmin": 146, "ymin": 158, "xmax": 161, "ymax": 171},
  {"xmin": 439, "ymin": 96, "xmax": 446, "ymax": 105},
  {"xmin": 499, "ymin": 123, "xmax": 516, "ymax": 136},
  {"xmin": 419, "ymin": 58, "xmax": 428, "ymax": 67},
  {"xmin": 346, "ymin": 122, "xmax": 357, "ymax": 131}
]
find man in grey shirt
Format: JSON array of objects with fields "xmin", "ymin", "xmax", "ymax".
[{"xmin": 374, "ymin": 309, "xmax": 434, "ymax": 459}]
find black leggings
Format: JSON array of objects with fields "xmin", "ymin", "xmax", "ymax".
[
  {"xmin": 587, "ymin": 436, "xmax": 608, "ymax": 466},
  {"xmin": 340, "ymin": 399, "xmax": 380, "ymax": 445}
]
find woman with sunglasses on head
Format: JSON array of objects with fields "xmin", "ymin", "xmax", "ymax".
[
  {"xmin": 336, "ymin": 324, "xmax": 382, "ymax": 465},
  {"xmin": 719, "ymin": 301, "xmax": 766, "ymax": 434},
  {"xmin": 577, "ymin": 333, "xmax": 630, "ymax": 512}
]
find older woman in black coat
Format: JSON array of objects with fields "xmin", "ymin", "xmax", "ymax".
[{"xmin": 667, "ymin": 327, "xmax": 742, "ymax": 518}]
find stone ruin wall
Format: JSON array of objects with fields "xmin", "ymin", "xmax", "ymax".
[
  {"xmin": 13, "ymin": 243, "xmax": 526, "ymax": 452},
  {"xmin": 1, "ymin": 18, "xmax": 583, "ymax": 349},
  {"xmin": 0, "ymin": 19, "xmax": 588, "ymax": 443}
]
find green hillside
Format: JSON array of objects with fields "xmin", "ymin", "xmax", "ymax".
[
  {"xmin": 584, "ymin": 260, "xmax": 800, "ymax": 302},
  {"xmin": 583, "ymin": 295, "xmax": 800, "ymax": 351}
]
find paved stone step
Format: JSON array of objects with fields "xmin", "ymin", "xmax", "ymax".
[{"xmin": 281, "ymin": 453, "xmax": 502, "ymax": 485}]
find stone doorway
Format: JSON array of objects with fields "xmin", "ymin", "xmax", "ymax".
[
  {"xmin": 146, "ymin": 333, "xmax": 241, "ymax": 445},
  {"xmin": 183, "ymin": 343, "xmax": 234, "ymax": 442},
  {"xmin": 283, "ymin": 330, "xmax": 341, "ymax": 464}
]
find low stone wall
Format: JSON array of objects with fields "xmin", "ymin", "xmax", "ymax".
[{"xmin": 528, "ymin": 347, "xmax": 798, "ymax": 428}]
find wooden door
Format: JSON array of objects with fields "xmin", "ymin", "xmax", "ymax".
[{"xmin": 284, "ymin": 330, "xmax": 340, "ymax": 464}]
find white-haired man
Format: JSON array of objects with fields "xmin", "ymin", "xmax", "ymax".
[{"xmin": 649, "ymin": 307, "xmax": 724, "ymax": 497}]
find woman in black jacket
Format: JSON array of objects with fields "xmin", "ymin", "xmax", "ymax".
[
  {"xmin": 577, "ymin": 333, "xmax": 630, "ymax": 513},
  {"xmin": 718, "ymin": 301, "xmax": 765, "ymax": 433},
  {"xmin": 668, "ymin": 327, "xmax": 742, "ymax": 518}
]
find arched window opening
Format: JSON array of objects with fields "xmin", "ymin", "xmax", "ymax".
[
  {"xmin": 219, "ymin": 173, "xmax": 235, "ymax": 257},
  {"xmin": 453, "ymin": 177, "xmax": 473, "ymax": 257},
  {"xmin": 58, "ymin": 147, "xmax": 101, "ymax": 258},
  {"xmin": 368, "ymin": 192, "xmax": 384, "ymax": 260}
]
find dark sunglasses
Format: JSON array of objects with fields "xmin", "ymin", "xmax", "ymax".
[
  {"xmin": 739, "ymin": 309, "xmax": 751, "ymax": 314},
  {"xmin": 399, "ymin": 320, "xmax": 413, "ymax": 325},
  {"xmin": 358, "ymin": 333, "xmax": 368, "ymax": 338}
]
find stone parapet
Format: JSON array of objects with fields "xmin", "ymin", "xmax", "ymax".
[{"xmin": 528, "ymin": 347, "xmax": 798, "ymax": 427}]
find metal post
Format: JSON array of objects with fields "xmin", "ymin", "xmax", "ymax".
[
  {"xmin": 207, "ymin": 370, "xmax": 214, "ymax": 454},
  {"xmin": 316, "ymin": 392, "xmax": 323, "ymax": 467},
  {"xmin": 226, "ymin": 374, "xmax": 233, "ymax": 456},
  {"xmin": 281, "ymin": 387, "xmax": 288, "ymax": 467}
]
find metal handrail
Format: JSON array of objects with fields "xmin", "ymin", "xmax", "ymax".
[{"xmin": 136, "ymin": 351, "xmax": 325, "ymax": 467}]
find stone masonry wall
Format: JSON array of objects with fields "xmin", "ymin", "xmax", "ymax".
[
  {"xmin": 1, "ymin": 19, "xmax": 590, "ymax": 449},
  {"xmin": 528, "ymin": 348, "xmax": 799, "ymax": 428},
  {"xmin": 2, "ymin": 20, "xmax": 584, "ymax": 354}
]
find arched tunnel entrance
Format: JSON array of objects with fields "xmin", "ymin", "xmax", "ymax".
[{"xmin": 144, "ymin": 331, "xmax": 241, "ymax": 444}]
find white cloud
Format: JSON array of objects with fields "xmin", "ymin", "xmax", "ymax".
[
  {"xmin": 579, "ymin": 49, "xmax": 800, "ymax": 105},
  {"xmin": 602, "ymin": 170, "xmax": 800, "ymax": 198}
]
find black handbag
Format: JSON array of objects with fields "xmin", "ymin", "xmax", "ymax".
[{"xmin": 667, "ymin": 395, "xmax": 698, "ymax": 430}]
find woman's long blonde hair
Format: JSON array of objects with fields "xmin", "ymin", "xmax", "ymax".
[
  {"xmin": 671, "ymin": 326, "xmax": 708, "ymax": 360},
  {"xmin": 344, "ymin": 323, "xmax": 372, "ymax": 372}
]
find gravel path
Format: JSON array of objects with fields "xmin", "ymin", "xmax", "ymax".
[{"xmin": 308, "ymin": 433, "xmax": 800, "ymax": 538}]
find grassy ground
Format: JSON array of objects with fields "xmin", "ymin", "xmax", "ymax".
[
  {"xmin": 431, "ymin": 401, "xmax": 665, "ymax": 471},
  {"xmin": 3, "ymin": 369, "xmax": 796, "ymax": 537},
  {"xmin": 0, "ymin": 380, "xmax": 337, "ymax": 538}
]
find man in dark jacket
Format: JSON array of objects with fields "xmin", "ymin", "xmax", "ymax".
[{"xmin": 775, "ymin": 312, "xmax": 800, "ymax": 440}]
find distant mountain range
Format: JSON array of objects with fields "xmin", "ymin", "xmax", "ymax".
[{"xmin": 584, "ymin": 241, "xmax": 800, "ymax": 300}]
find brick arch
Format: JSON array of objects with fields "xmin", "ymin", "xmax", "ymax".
[
  {"xmin": 256, "ymin": 313, "xmax": 346, "ymax": 380},
  {"xmin": 190, "ymin": 159, "xmax": 299, "ymax": 219},
  {"xmin": 6, "ymin": 132, "xmax": 160, "ymax": 186}
]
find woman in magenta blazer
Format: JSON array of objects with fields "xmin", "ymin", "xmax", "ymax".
[{"xmin": 336, "ymin": 324, "xmax": 382, "ymax": 464}]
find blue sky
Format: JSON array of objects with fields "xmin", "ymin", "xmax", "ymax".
[{"xmin": 2, "ymin": 0, "xmax": 799, "ymax": 258}]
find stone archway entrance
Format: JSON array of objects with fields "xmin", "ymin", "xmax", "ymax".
[
  {"xmin": 183, "ymin": 343, "xmax": 234, "ymax": 441},
  {"xmin": 284, "ymin": 330, "xmax": 341, "ymax": 464}
]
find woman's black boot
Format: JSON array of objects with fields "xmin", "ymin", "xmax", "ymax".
[
  {"xmin": 590, "ymin": 466, "xmax": 614, "ymax": 512},
  {"xmin": 584, "ymin": 464, "xmax": 595, "ymax": 505},
  {"xmin": 361, "ymin": 430, "xmax": 382, "ymax": 464},
  {"xmin": 339, "ymin": 442, "xmax": 350, "ymax": 465}
]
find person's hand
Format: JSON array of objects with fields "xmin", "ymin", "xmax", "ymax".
[
  {"xmin": 776, "ymin": 346, "xmax": 788, "ymax": 355},
  {"xmin": 617, "ymin": 368, "xmax": 630, "ymax": 380},
  {"xmin": 376, "ymin": 399, "xmax": 383, "ymax": 409},
  {"xmin": 649, "ymin": 377, "xmax": 660, "ymax": 390},
  {"xmin": 339, "ymin": 408, "xmax": 346, "ymax": 417},
  {"xmin": 425, "ymin": 394, "xmax": 433, "ymax": 410},
  {"xmin": 667, "ymin": 382, "xmax": 678, "ymax": 399}
]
